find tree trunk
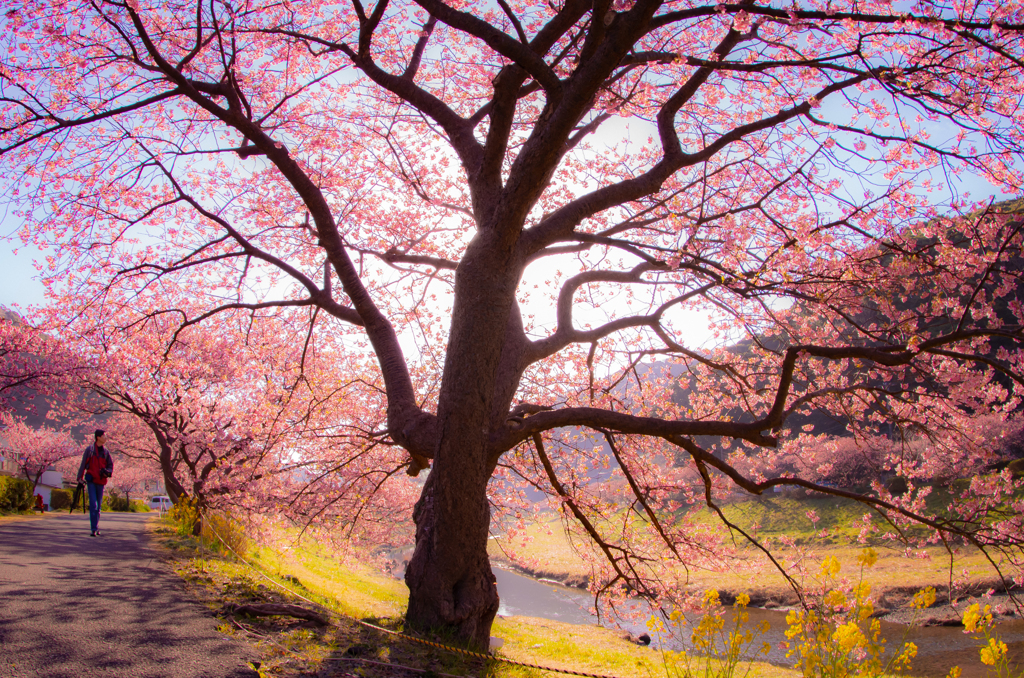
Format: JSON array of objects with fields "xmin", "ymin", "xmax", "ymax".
[
  {"xmin": 404, "ymin": 235, "xmax": 519, "ymax": 650},
  {"xmin": 405, "ymin": 458, "xmax": 498, "ymax": 651},
  {"xmin": 149, "ymin": 428, "xmax": 187, "ymax": 507},
  {"xmin": 26, "ymin": 469, "xmax": 41, "ymax": 499}
]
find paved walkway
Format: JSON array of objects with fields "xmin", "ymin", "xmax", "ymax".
[{"xmin": 0, "ymin": 511, "xmax": 257, "ymax": 678}]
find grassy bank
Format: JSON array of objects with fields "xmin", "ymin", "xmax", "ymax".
[
  {"xmin": 150, "ymin": 516, "xmax": 796, "ymax": 678},
  {"xmin": 488, "ymin": 496, "xmax": 1016, "ymax": 619}
]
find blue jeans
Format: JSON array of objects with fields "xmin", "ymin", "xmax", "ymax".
[{"xmin": 87, "ymin": 482, "xmax": 104, "ymax": 533}]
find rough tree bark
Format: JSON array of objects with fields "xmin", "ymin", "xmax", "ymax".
[{"xmin": 405, "ymin": 236, "xmax": 523, "ymax": 648}]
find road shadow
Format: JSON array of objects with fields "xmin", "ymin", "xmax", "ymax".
[{"xmin": 0, "ymin": 512, "xmax": 257, "ymax": 678}]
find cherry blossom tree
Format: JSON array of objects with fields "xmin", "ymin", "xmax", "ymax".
[
  {"xmin": 0, "ymin": 312, "xmax": 83, "ymax": 414},
  {"xmin": 61, "ymin": 309, "xmax": 303, "ymax": 521},
  {"xmin": 0, "ymin": 315, "xmax": 39, "ymax": 407},
  {"xmin": 44, "ymin": 298, "xmax": 418, "ymax": 540},
  {"xmin": 0, "ymin": 413, "xmax": 78, "ymax": 496},
  {"xmin": 107, "ymin": 450, "xmax": 162, "ymax": 507},
  {"xmin": 2, "ymin": 0, "xmax": 1024, "ymax": 647}
]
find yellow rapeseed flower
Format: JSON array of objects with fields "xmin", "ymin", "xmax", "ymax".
[
  {"xmin": 962, "ymin": 603, "xmax": 993, "ymax": 633},
  {"xmin": 895, "ymin": 641, "xmax": 918, "ymax": 668},
  {"xmin": 857, "ymin": 547, "xmax": 878, "ymax": 568},
  {"xmin": 832, "ymin": 621, "xmax": 867, "ymax": 653},
  {"xmin": 823, "ymin": 590, "xmax": 847, "ymax": 609},
  {"xmin": 785, "ymin": 610, "xmax": 804, "ymax": 639},
  {"xmin": 962, "ymin": 604, "xmax": 981, "ymax": 633},
  {"xmin": 980, "ymin": 637, "xmax": 1007, "ymax": 666},
  {"xmin": 821, "ymin": 556, "xmax": 841, "ymax": 578},
  {"xmin": 911, "ymin": 587, "xmax": 936, "ymax": 610}
]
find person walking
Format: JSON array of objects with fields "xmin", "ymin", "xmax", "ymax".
[{"xmin": 76, "ymin": 430, "xmax": 114, "ymax": 537}]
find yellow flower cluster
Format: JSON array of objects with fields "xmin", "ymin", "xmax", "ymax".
[
  {"xmin": 782, "ymin": 549, "xmax": 920, "ymax": 678},
  {"xmin": 980, "ymin": 637, "xmax": 1008, "ymax": 666},
  {"xmin": 652, "ymin": 588, "xmax": 770, "ymax": 678},
  {"xmin": 647, "ymin": 550, "xmax": 967, "ymax": 678},
  {"xmin": 961, "ymin": 602, "xmax": 1010, "ymax": 673},
  {"xmin": 961, "ymin": 603, "xmax": 992, "ymax": 634},
  {"xmin": 911, "ymin": 587, "xmax": 936, "ymax": 611},
  {"xmin": 831, "ymin": 622, "xmax": 867, "ymax": 654},
  {"xmin": 855, "ymin": 548, "xmax": 878, "ymax": 568}
]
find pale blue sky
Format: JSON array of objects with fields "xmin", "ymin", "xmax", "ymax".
[
  {"xmin": 0, "ymin": 215, "xmax": 48, "ymax": 313},
  {"xmin": 1, "ymin": 123, "xmax": 1016, "ymax": 322},
  {"xmin": 3, "ymin": 180, "xmax": 1016, "ymax": 319}
]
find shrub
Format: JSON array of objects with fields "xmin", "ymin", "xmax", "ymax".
[
  {"xmin": 652, "ymin": 550, "xmax": 930, "ymax": 678},
  {"xmin": 0, "ymin": 476, "xmax": 34, "ymax": 513},
  {"xmin": 783, "ymin": 550, "xmax": 924, "ymax": 678},
  {"xmin": 50, "ymin": 488, "xmax": 72, "ymax": 510},
  {"xmin": 651, "ymin": 589, "xmax": 770, "ymax": 678},
  {"xmin": 168, "ymin": 496, "xmax": 200, "ymax": 536},
  {"xmin": 202, "ymin": 511, "xmax": 249, "ymax": 557},
  {"xmin": 166, "ymin": 497, "xmax": 248, "ymax": 556},
  {"xmin": 102, "ymin": 490, "xmax": 131, "ymax": 512}
]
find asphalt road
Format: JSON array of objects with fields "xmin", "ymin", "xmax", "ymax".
[{"xmin": 0, "ymin": 511, "xmax": 258, "ymax": 678}]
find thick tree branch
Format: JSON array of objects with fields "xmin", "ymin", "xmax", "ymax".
[
  {"xmin": 520, "ymin": 68, "xmax": 872, "ymax": 257},
  {"xmin": 410, "ymin": 0, "xmax": 562, "ymax": 93},
  {"xmin": 117, "ymin": 6, "xmax": 428, "ymax": 433}
]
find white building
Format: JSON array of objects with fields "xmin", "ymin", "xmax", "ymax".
[
  {"xmin": 33, "ymin": 465, "xmax": 65, "ymax": 509},
  {"xmin": 0, "ymin": 453, "xmax": 18, "ymax": 476}
]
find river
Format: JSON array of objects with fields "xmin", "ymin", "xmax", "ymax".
[{"xmin": 493, "ymin": 567, "xmax": 1024, "ymax": 677}]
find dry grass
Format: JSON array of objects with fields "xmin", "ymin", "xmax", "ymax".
[
  {"xmin": 489, "ymin": 516, "xmax": 597, "ymax": 585},
  {"xmin": 489, "ymin": 510, "xmax": 1009, "ymax": 609}
]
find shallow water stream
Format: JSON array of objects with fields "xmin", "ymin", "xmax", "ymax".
[{"xmin": 493, "ymin": 568, "xmax": 1024, "ymax": 677}]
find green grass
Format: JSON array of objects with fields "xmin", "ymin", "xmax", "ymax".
[
  {"xmin": 152, "ymin": 516, "xmax": 796, "ymax": 678},
  {"xmin": 689, "ymin": 495, "xmax": 876, "ymax": 544},
  {"xmin": 249, "ymin": 541, "xmax": 407, "ymax": 619}
]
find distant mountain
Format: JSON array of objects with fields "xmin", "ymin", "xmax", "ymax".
[
  {"xmin": 0, "ymin": 306, "xmax": 23, "ymax": 323},
  {"xmin": 665, "ymin": 200, "xmax": 1024, "ymax": 445}
]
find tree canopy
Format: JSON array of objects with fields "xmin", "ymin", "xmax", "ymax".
[{"xmin": 2, "ymin": 0, "xmax": 1024, "ymax": 648}]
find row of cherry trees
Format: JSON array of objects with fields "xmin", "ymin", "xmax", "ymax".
[
  {"xmin": 2, "ymin": 0, "xmax": 1024, "ymax": 648},
  {"xmin": 1, "ymin": 306, "xmax": 416, "ymax": 533}
]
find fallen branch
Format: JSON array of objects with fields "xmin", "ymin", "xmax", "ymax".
[{"xmin": 226, "ymin": 602, "xmax": 329, "ymax": 625}]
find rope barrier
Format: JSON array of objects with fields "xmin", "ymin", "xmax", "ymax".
[{"xmin": 195, "ymin": 510, "xmax": 631, "ymax": 678}]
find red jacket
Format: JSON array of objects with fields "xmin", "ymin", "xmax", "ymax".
[{"xmin": 77, "ymin": 445, "xmax": 114, "ymax": 486}]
